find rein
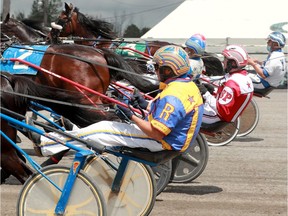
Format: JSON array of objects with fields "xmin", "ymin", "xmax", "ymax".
[{"xmin": 0, "ymin": 90, "xmax": 109, "ymax": 111}]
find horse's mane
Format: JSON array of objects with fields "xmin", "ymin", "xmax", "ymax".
[
  {"xmin": 21, "ymin": 19, "xmax": 43, "ymax": 31},
  {"xmin": 100, "ymin": 48, "xmax": 159, "ymax": 93},
  {"xmin": 202, "ymin": 52, "xmax": 224, "ymax": 76},
  {"xmin": 74, "ymin": 7, "xmax": 116, "ymax": 39},
  {"xmin": 22, "ymin": 19, "xmax": 49, "ymax": 36},
  {"xmin": 1, "ymin": 72, "xmax": 118, "ymax": 127}
]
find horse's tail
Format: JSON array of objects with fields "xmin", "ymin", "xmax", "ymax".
[
  {"xmin": 5, "ymin": 73, "xmax": 117, "ymax": 127},
  {"xmin": 101, "ymin": 48, "xmax": 159, "ymax": 93}
]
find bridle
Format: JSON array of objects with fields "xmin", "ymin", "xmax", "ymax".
[{"xmin": 50, "ymin": 9, "xmax": 76, "ymax": 42}]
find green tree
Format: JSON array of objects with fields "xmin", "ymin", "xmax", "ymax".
[
  {"xmin": 123, "ymin": 24, "xmax": 141, "ymax": 37},
  {"xmin": 140, "ymin": 27, "xmax": 150, "ymax": 36},
  {"xmin": 29, "ymin": 0, "xmax": 62, "ymax": 26},
  {"xmin": 16, "ymin": 12, "xmax": 26, "ymax": 20}
]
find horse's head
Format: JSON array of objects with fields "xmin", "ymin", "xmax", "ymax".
[
  {"xmin": 1, "ymin": 13, "xmax": 22, "ymax": 41},
  {"xmin": 49, "ymin": 2, "xmax": 116, "ymax": 45},
  {"xmin": 48, "ymin": 2, "xmax": 77, "ymax": 43},
  {"xmin": 1, "ymin": 13, "xmax": 47, "ymax": 43}
]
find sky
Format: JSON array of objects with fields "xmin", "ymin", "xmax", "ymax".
[{"xmin": 3, "ymin": 0, "xmax": 185, "ymax": 29}]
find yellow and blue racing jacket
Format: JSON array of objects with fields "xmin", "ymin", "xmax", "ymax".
[{"xmin": 148, "ymin": 77, "xmax": 204, "ymax": 152}]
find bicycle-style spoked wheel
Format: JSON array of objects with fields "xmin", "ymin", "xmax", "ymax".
[
  {"xmin": 237, "ymin": 98, "xmax": 259, "ymax": 137},
  {"xmin": 205, "ymin": 118, "xmax": 240, "ymax": 146},
  {"xmin": 83, "ymin": 154, "xmax": 156, "ymax": 216},
  {"xmin": 17, "ymin": 165, "xmax": 107, "ymax": 216},
  {"xmin": 151, "ymin": 159, "xmax": 172, "ymax": 196},
  {"xmin": 171, "ymin": 133, "xmax": 209, "ymax": 183}
]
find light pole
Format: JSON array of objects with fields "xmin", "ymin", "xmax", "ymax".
[
  {"xmin": 38, "ymin": 0, "xmax": 48, "ymax": 26},
  {"xmin": 43, "ymin": 0, "xmax": 48, "ymax": 26},
  {"xmin": 2, "ymin": 0, "xmax": 11, "ymax": 19}
]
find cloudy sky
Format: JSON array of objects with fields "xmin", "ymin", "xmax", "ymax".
[{"xmin": 4, "ymin": 0, "xmax": 184, "ymax": 28}]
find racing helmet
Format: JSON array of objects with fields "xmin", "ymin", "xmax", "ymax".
[
  {"xmin": 192, "ymin": 33, "xmax": 206, "ymax": 42},
  {"xmin": 222, "ymin": 45, "xmax": 248, "ymax": 71},
  {"xmin": 267, "ymin": 31, "xmax": 286, "ymax": 48},
  {"xmin": 153, "ymin": 45, "xmax": 190, "ymax": 76},
  {"xmin": 185, "ymin": 34, "xmax": 206, "ymax": 55}
]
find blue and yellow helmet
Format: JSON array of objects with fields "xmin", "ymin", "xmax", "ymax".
[{"xmin": 153, "ymin": 45, "xmax": 190, "ymax": 76}]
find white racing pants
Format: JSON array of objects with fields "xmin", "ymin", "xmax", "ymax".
[
  {"xmin": 39, "ymin": 121, "xmax": 164, "ymax": 156},
  {"xmin": 202, "ymin": 102, "xmax": 222, "ymax": 124}
]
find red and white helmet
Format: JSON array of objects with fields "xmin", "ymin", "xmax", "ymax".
[{"xmin": 222, "ymin": 45, "xmax": 248, "ymax": 68}]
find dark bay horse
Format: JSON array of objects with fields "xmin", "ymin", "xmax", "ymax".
[
  {"xmin": 0, "ymin": 13, "xmax": 47, "ymax": 43},
  {"xmin": 0, "ymin": 72, "xmax": 114, "ymax": 184}
]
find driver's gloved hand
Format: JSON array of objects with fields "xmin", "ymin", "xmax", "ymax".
[
  {"xmin": 115, "ymin": 105, "xmax": 133, "ymax": 120},
  {"xmin": 131, "ymin": 91, "xmax": 148, "ymax": 109},
  {"xmin": 203, "ymin": 83, "xmax": 215, "ymax": 94},
  {"xmin": 196, "ymin": 84, "xmax": 208, "ymax": 95}
]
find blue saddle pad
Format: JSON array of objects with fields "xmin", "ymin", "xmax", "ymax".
[{"xmin": 1, "ymin": 45, "xmax": 49, "ymax": 75}]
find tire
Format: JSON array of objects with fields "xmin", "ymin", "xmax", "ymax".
[
  {"xmin": 151, "ymin": 159, "xmax": 172, "ymax": 196},
  {"xmin": 17, "ymin": 165, "xmax": 107, "ymax": 216},
  {"xmin": 171, "ymin": 133, "xmax": 209, "ymax": 183},
  {"xmin": 83, "ymin": 154, "xmax": 156, "ymax": 216},
  {"xmin": 206, "ymin": 118, "xmax": 240, "ymax": 146},
  {"xmin": 237, "ymin": 98, "xmax": 259, "ymax": 137}
]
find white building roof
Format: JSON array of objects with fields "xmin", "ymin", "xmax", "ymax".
[{"xmin": 141, "ymin": 0, "xmax": 288, "ymax": 39}]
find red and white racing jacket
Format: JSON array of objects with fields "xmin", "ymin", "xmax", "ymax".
[{"xmin": 203, "ymin": 70, "xmax": 254, "ymax": 122}]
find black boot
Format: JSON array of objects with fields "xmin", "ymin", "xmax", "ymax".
[
  {"xmin": 26, "ymin": 116, "xmax": 42, "ymax": 156},
  {"xmin": 41, "ymin": 150, "xmax": 69, "ymax": 167},
  {"xmin": 60, "ymin": 117, "xmax": 75, "ymax": 131}
]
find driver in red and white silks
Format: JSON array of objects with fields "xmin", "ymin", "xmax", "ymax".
[{"xmin": 200, "ymin": 45, "xmax": 254, "ymax": 124}]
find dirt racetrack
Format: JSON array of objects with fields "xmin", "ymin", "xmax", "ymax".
[{"xmin": 1, "ymin": 89, "xmax": 287, "ymax": 216}]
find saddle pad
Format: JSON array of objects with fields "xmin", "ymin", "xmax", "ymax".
[
  {"xmin": 115, "ymin": 42, "xmax": 146, "ymax": 58},
  {"xmin": 1, "ymin": 45, "xmax": 49, "ymax": 75}
]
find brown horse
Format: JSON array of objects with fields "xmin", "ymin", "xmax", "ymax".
[
  {"xmin": 1, "ymin": 42, "xmax": 155, "ymax": 125},
  {"xmin": 0, "ymin": 72, "xmax": 111, "ymax": 184},
  {"xmin": 1, "ymin": 14, "xmax": 158, "ymax": 97}
]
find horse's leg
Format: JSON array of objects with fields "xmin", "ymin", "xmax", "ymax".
[
  {"xmin": 1, "ymin": 146, "xmax": 33, "ymax": 184},
  {"xmin": 1, "ymin": 149, "xmax": 28, "ymax": 184},
  {"xmin": 40, "ymin": 149, "xmax": 70, "ymax": 167},
  {"xmin": 1, "ymin": 168, "xmax": 11, "ymax": 184}
]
